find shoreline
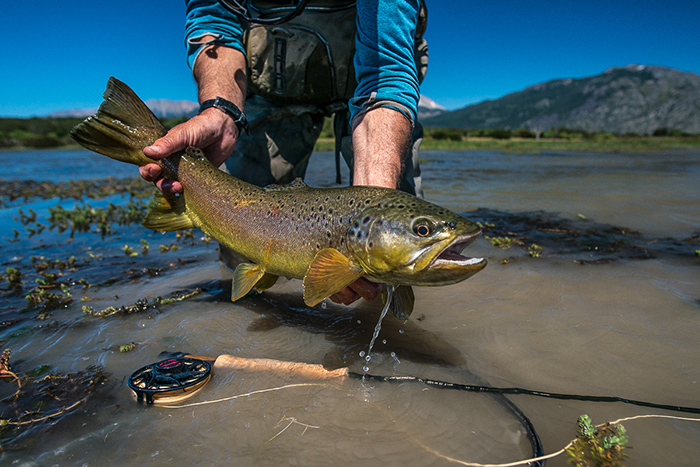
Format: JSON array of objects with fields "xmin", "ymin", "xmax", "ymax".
[
  {"xmin": 3, "ymin": 136, "xmax": 699, "ymax": 154},
  {"xmin": 314, "ymin": 135, "xmax": 700, "ymax": 153}
]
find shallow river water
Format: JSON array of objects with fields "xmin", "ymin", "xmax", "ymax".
[{"xmin": 1, "ymin": 148, "xmax": 699, "ymax": 466}]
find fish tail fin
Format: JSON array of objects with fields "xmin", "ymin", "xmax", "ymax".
[{"xmin": 70, "ymin": 77, "xmax": 166, "ymax": 167}]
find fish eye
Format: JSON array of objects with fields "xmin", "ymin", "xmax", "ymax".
[{"xmin": 412, "ymin": 218, "xmax": 434, "ymax": 237}]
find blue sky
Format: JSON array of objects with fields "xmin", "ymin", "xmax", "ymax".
[{"xmin": 1, "ymin": 0, "xmax": 698, "ymax": 117}]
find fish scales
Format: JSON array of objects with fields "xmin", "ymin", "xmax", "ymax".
[{"xmin": 70, "ymin": 78, "xmax": 487, "ymax": 318}]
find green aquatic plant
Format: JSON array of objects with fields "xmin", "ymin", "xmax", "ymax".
[
  {"xmin": 487, "ymin": 236, "xmax": 515, "ymax": 249},
  {"xmin": 119, "ymin": 343, "xmax": 138, "ymax": 353},
  {"xmin": 566, "ymin": 414, "xmax": 629, "ymax": 467},
  {"xmin": 82, "ymin": 288, "xmax": 202, "ymax": 318},
  {"xmin": 44, "ymin": 199, "xmax": 149, "ymax": 238},
  {"xmin": 1, "ymin": 268, "xmax": 23, "ymax": 292},
  {"xmin": 160, "ymin": 244, "xmax": 180, "ymax": 253},
  {"xmin": 0, "ymin": 177, "xmax": 153, "ymax": 204},
  {"xmin": 123, "ymin": 244, "xmax": 138, "ymax": 257},
  {"xmin": 528, "ymin": 243, "xmax": 543, "ymax": 257}
]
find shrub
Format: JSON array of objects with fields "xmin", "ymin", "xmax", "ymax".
[{"xmin": 430, "ymin": 128, "xmax": 463, "ymax": 141}]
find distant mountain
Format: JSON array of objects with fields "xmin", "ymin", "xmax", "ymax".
[
  {"xmin": 417, "ymin": 95, "xmax": 447, "ymax": 119},
  {"xmin": 48, "ymin": 99, "xmax": 198, "ymax": 119},
  {"xmin": 422, "ymin": 65, "xmax": 700, "ymax": 135},
  {"xmin": 144, "ymin": 99, "xmax": 199, "ymax": 119},
  {"xmin": 49, "ymin": 95, "xmax": 443, "ymax": 121}
]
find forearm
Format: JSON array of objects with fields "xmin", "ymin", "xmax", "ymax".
[
  {"xmin": 193, "ymin": 43, "xmax": 247, "ymax": 109},
  {"xmin": 351, "ymin": 107, "xmax": 412, "ymax": 189}
]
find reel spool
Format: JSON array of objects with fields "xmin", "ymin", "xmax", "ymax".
[{"xmin": 128, "ymin": 357, "xmax": 212, "ymax": 405}]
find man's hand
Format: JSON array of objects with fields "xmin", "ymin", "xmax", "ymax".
[
  {"xmin": 330, "ymin": 278, "xmax": 384, "ymax": 305},
  {"xmin": 140, "ymin": 108, "xmax": 239, "ymax": 195},
  {"xmin": 140, "ymin": 42, "xmax": 247, "ymax": 195}
]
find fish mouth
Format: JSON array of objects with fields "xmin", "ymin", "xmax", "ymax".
[{"xmin": 430, "ymin": 233, "xmax": 487, "ymax": 270}]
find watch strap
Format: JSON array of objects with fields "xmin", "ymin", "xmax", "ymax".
[{"xmin": 199, "ymin": 97, "xmax": 249, "ymax": 135}]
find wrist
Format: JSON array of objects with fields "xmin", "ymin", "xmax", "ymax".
[{"xmin": 199, "ymin": 97, "xmax": 249, "ymax": 135}]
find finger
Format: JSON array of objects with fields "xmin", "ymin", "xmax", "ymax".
[
  {"xmin": 329, "ymin": 288, "xmax": 361, "ymax": 306},
  {"xmin": 154, "ymin": 178, "xmax": 183, "ymax": 195},
  {"xmin": 348, "ymin": 278, "xmax": 383, "ymax": 302},
  {"xmin": 139, "ymin": 163, "xmax": 162, "ymax": 182}
]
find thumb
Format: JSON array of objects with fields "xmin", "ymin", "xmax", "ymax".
[{"xmin": 144, "ymin": 130, "xmax": 188, "ymax": 160}]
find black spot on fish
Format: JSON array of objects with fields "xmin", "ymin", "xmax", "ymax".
[
  {"xmin": 354, "ymin": 221, "xmax": 359, "ymax": 228},
  {"xmin": 369, "ymin": 241, "xmax": 373, "ymax": 248},
  {"xmin": 362, "ymin": 216, "xmax": 370, "ymax": 224},
  {"xmin": 357, "ymin": 231, "xmax": 363, "ymax": 240}
]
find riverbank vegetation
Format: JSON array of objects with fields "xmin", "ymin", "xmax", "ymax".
[
  {"xmin": 0, "ymin": 116, "xmax": 187, "ymax": 149},
  {"xmin": 2, "ymin": 116, "xmax": 699, "ymax": 153},
  {"xmin": 314, "ymin": 121, "xmax": 700, "ymax": 152}
]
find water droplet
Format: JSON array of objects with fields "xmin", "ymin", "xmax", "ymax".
[
  {"xmin": 359, "ymin": 351, "xmax": 366, "ymax": 357},
  {"xmin": 365, "ymin": 355, "xmax": 371, "ymax": 362},
  {"xmin": 321, "ymin": 300, "xmax": 327, "ymax": 309},
  {"xmin": 382, "ymin": 339, "xmax": 387, "ymax": 344},
  {"xmin": 362, "ymin": 366, "xmax": 370, "ymax": 373},
  {"xmin": 398, "ymin": 329, "xmax": 404, "ymax": 334}
]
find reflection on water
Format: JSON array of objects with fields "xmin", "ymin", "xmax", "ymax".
[{"xmin": 1, "ymin": 149, "xmax": 699, "ymax": 466}]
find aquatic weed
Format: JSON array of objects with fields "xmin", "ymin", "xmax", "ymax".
[
  {"xmin": 82, "ymin": 288, "xmax": 202, "ymax": 318},
  {"xmin": 0, "ymin": 361, "xmax": 109, "ymax": 445},
  {"xmin": 566, "ymin": 414, "xmax": 629, "ymax": 467}
]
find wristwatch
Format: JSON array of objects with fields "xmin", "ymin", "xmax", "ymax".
[{"xmin": 199, "ymin": 97, "xmax": 249, "ymax": 135}]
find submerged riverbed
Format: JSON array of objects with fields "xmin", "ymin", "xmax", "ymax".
[{"xmin": 1, "ymin": 148, "xmax": 699, "ymax": 466}]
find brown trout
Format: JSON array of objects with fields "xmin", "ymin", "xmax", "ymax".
[{"xmin": 70, "ymin": 78, "xmax": 486, "ymax": 319}]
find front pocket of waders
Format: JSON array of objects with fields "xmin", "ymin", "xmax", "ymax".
[{"xmin": 246, "ymin": 25, "xmax": 336, "ymax": 106}]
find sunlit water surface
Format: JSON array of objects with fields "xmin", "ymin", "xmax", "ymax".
[{"xmin": 1, "ymin": 148, "xmax": 698, "ymax": 466}]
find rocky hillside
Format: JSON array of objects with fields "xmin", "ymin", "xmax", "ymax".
[{"xmin": 422, "ymin": 65, "xmax": 700, "ymax": 135}]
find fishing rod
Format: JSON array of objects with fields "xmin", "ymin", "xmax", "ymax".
[{"xmin": 127, "ymin": 352, "xmax": 700, "ymax": 466}]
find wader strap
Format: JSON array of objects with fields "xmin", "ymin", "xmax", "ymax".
[{"xmin": 332, "ymin": 110, "xmax": 348, "ymax": 184}]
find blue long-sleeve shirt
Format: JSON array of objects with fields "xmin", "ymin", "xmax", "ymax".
[{"xmin": 184, "ymin": 0, "xmax": 420, "ymax": 125}]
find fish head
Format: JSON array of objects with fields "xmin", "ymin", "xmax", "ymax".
[{"xmin": 346, "ymin": 194, "xmax": 487, "ymax": 286}]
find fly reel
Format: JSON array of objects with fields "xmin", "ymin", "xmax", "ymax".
[{"xmin": 128, "ymin": 357, "xmax": 212, "ymax": 405}]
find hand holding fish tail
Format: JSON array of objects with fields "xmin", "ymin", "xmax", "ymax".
[
  {"xmin": 141, "ymin": 110, "xmax": 239, "ymax": 195},
  {"xmin": 141, "ymin": 42, "xmax": 247, "ymax": 195}
]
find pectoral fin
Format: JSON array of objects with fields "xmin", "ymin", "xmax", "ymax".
[
  {"xmin": 231, "ymin": 263, "xmax": 265, "ymax": 302},
  {"xmin": 303, "ymin": 248, "xmax": 364, "ymax": 307},
  {"xmin": 382, "ymin": 285, "xmax": 415, "ymax": 320},
  {"xmin": 142, "ymin": 192, "xmax": 196, "ymax": 231}
]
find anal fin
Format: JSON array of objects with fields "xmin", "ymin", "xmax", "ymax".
[{"xmin": 142, "ymin": 193, "xmax": 196, "ymax": 231}]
